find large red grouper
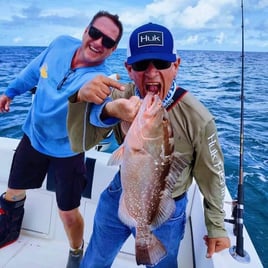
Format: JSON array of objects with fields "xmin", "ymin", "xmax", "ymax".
[{"xmin": 108, "ymin": 93, "xmax": 187, "ymax": 266}]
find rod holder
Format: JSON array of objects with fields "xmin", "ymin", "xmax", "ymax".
[{"xmin": 229, "ymin": 246, "xmax": 250, "ymax": 263}]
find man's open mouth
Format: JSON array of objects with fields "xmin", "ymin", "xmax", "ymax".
[{"xmin": 145, "ymin": 83, "xmax": 161, "ymax": 95}]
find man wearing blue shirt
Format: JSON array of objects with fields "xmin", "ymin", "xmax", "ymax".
[{"xmin": 0, "ymin": 10, "xmax": 123, "ymax": 268}]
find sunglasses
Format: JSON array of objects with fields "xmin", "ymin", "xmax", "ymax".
[
  {"xmin": 132, "ymin": 59, "xmax": 172, "ymax": 72},
  {"xmin": 88, "ymin": 25, "xmax": 117, "ymax": 49}
]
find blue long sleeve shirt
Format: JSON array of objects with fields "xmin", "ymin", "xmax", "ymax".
[{"xmin": 5, "ymin": 35, "xmax": 111, "ymax": 157}]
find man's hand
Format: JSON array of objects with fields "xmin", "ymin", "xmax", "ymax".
[
  {"xmin": 77, "ymin": 75, "xmax": 125, "ymax": 104},
  {"xmin": 103, "ymin": 96, "xmax": 141, "ymax": 122},
  {"xmin": 0, "ymin": 94, "xmax": 12, "ymax": 113},
  {"xmin": 203, "ymin": 235, "xmax": 231, "ymax": 258}
]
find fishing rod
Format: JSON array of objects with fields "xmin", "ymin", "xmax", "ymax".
[{"xmin": 227, "ymin": 0, "xmax": 250, "ymax": 262}]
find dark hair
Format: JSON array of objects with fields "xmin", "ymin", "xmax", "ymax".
[{"xmin": 89, "ymin": 10, "xmax": 123, "ymax": 44}]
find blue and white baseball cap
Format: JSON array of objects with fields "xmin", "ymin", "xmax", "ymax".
[{"xmin": 127, "ymin": 22, "xmax": 177, "ymax": 64}]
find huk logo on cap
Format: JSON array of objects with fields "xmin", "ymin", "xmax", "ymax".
[{"xmin": 138, "ymin": 31, "xmax": 163, "ymax": 47}]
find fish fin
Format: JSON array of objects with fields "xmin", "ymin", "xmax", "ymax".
[
  {"xmin": 151, "ymin": 152, "xmax": 188, "ymax": 228},
  {"xmin": 171, "ymin": 152, "xmax": 189, "ymax": 177},
  {"xmin": 135, "ymin": 231, "xmax": 167, "ymax": 266},
  {"xmin": 151, "ymin": 197, "xmax": 175, "ymax": 228},
  {"xmin": 166, "ymin": 152, "xmax": 189, "ymax": 189},
  {"xmin": 120, "ymin": 121, "xmax": 131, "ymax": 136},
  {"xmin": 107, "ymin": 145, "xmax": 125, "ymax": 166}
]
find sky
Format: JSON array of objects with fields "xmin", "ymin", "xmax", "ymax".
[{"xmin": 0, "ymin": 0, "xmax": 267, "ymax": 52}]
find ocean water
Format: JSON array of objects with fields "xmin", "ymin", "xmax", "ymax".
[{"xmin": 0, "ymin": 47, "xmax": 267, "ymax": 267}]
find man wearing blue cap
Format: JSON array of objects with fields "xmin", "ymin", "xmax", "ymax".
[{"xmin": 68, "ymin": 22, "xmax": 230, "ymax": 267}]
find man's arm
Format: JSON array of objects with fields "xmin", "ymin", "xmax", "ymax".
[
  {"xmin": 76, "ymin": 75, "xmax": 125, "ymax": 104},
  {"xmin": 100, "ymin": 96, "xmax": 141, "ymax": 122},
  {"xmin": 67, "ymin": 76, "xmax": 140, "ymax": 152},
  {"xmin": 194, "ymin": 119, "xmax": 231, "ymax": 256}
]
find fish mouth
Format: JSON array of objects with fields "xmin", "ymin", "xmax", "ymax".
[
  {"xmin": 145, "ymin": 83, "xmax": 161, "ymax": 95},
  {"xmin": 144, "ymin": 92, "xmax": 162, "ymax": 114}
]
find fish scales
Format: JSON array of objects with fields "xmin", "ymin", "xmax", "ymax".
[{"xmin": 108, "ymin": 93, "xmax": 187, "ymax": 266}]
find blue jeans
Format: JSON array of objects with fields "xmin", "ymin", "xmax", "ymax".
[{"xmin": 80, "ymin": 172, "xmax": 187, "ymax": 268}]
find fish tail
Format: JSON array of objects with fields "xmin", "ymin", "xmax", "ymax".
[{"xmin": 135, "ymin": 231, "xmax": 166, "ymax": 266}]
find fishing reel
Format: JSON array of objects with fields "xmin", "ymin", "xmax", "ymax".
[
  {"xmin": 224, "ymin": 195, "xmax": 251, "ymax": 263},
  {"xmin": 224, "ymin": 199, "xmax": 238, "ymax": 236}
]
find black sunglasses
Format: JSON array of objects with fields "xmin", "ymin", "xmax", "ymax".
[
  {"xmin": 88, "ymin": 25, "xmax": 117, "ymax": 49},
  {"xmin": 132, "ymin": 59, "xmax": 172, "ymax": 72}
]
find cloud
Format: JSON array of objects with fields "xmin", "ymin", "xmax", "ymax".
[
  {"xmin": 120, "ymin": 0, "xmax": 239, "ymax": 35},
  {"xmin": 0, "ymin": 0, "xmax": 266, "ymax": 51},
  {"xmin": 182, "ymin": 35, "xmax": 200, "ymax": 45},
  {"xmin": 13, "ymin": 37, "xmax": 23, "ymax": 44},
  {"xmin": 215, "ymin": 32, "xmax": 225, "ymax": 44},
  {"xmin": 0, "ymin": 3, "xmax": 91, "ymax": 45},
  {"xmin": 257, "ymin": 0, "xmax": 268, "ymax": 8}
]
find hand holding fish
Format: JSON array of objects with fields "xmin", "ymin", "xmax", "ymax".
[
  {"xmin": 102, "ymin": 95, "xmax": 141, "ymax": 122},
  {"xmin": 77, "ymin": 74, "xmax": 125, "ymax": 104}
]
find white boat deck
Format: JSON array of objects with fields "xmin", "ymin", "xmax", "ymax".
[{"xmin": 0, "ymin": 137, "xmax": 263, "ymax": 268}]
